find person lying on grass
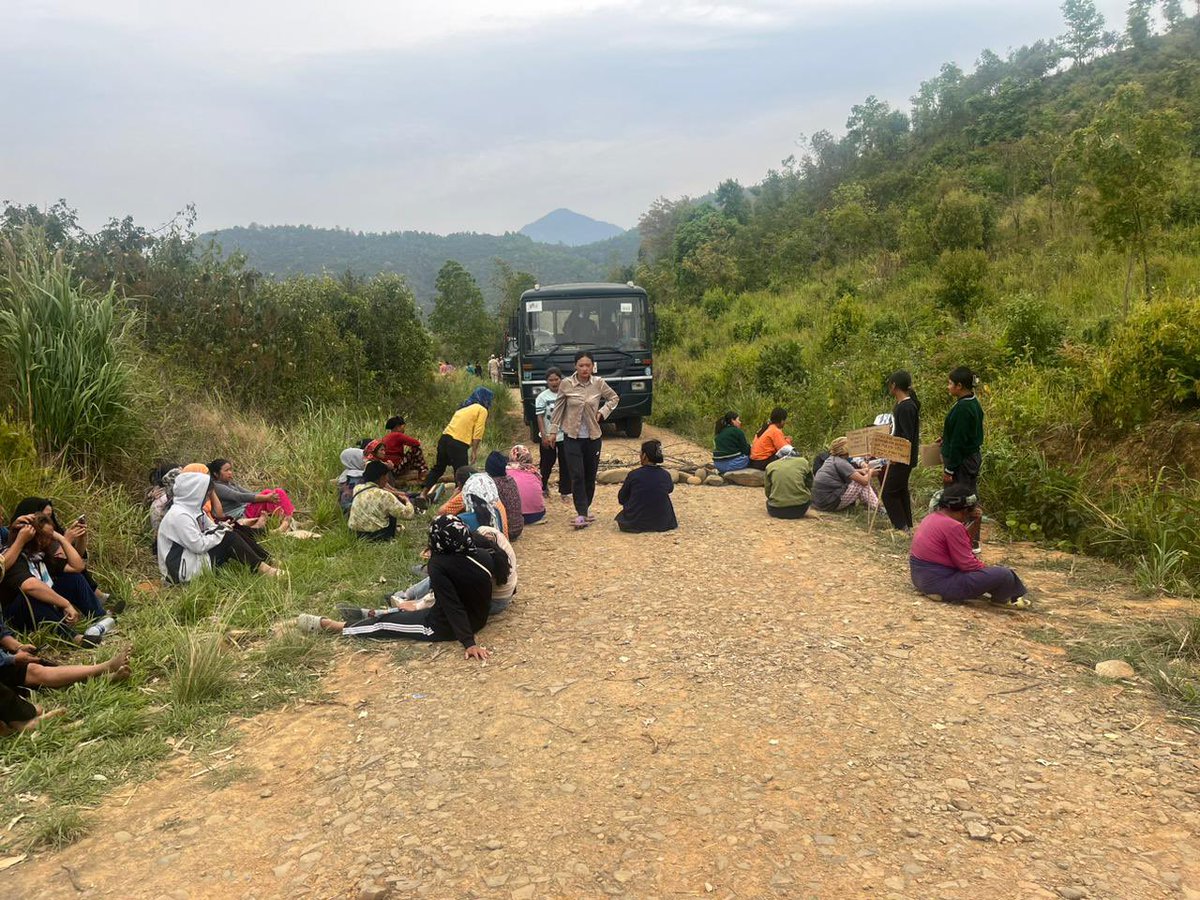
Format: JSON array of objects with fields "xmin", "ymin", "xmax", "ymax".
[
  {"xmin": 209, "ymin": 458, "xmax": 296, "ymax": 532},
  {"xmin": 298, "ymin": 515, "xmax": 494, "ymax": 662},
  {"xmin": 0, "ymin": 646, "xmax": 131, "ymax": 736},
  {"xmin": 347, "ymin": 461, "xmax": 415, "ymax": 542},
  {"xmin": 156, "ymin": 472, "xmax": 281, "ymax": 582},
  {"xmin": 909, "ymin": 485, "xmax": 1031, "ymax": 610},
  {"xmin": 1, "ymin": 516, "xmax": 113, "ymax": 645}
]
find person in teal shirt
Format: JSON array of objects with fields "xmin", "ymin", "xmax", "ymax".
[
  {"xmin": 940, "ymin": 365, "xmax": 985, "ymax": 549},
  {"xmin": 712, "ymin": 411, "xmax": 753, "ymax": 473}
]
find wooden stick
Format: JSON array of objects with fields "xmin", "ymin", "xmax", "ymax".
[{"xmin": 868, "ymin": 464, "xmax": 890, "ymax": 534}]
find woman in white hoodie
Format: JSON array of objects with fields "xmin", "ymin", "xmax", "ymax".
[{"xmin": 156, "ymin": 472, "xmax": 279, "ymax": 583}]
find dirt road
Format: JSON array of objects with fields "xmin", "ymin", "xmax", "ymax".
[{"xmin": 10, "ymin": 424, "xmax": 1200, "ymax": 899}]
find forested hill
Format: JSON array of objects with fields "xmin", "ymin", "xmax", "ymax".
[{"xmin": 205, "ymin": 223, "xmax": 640, "ymax": 308}]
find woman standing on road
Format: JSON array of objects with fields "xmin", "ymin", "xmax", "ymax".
[
  {"xmin": 881, "ymin": 371, "xmax": 920, "ymax": 532},
  {"xmin": 940, "ymin": 366, "xmax": 984, "ymax": 550},
  {"xmin": 551, "ymin": 351, "xmax": 619, "ymax": 530},
  {"xmin": 535, "ymin": 368, "xmax": 570, "ymax": 502}
]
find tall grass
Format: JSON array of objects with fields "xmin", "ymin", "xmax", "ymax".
[{"xmin": 0, "ymin": 235, "xmax": 148, "ymax": 466}]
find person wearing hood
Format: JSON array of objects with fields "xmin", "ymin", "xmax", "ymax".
[
  {"xmin": 298, "ymin": 515, "xmax": 494, "ymax": 662},
  {"xmin": 764, "ymin": 446, "xmax": 813, "ymax": 519},
  {"xmin": 337, "ymin": 448, "xmax": 367, "ymax": 514},
  {"xmin": 156, "ymin": 472, "xmax": 278, "ymax": 583},
  {"xmin": 208, "ymin": 458, "xmax": 296, "ymax": 532},
  {"xmin": 420, "ymin": 387, "xmax": 494, "ymax": 498},
  {"xmin": 485, "ymin": 451, "xmax": 523, "ymax": 541},
  {"xmin": 348, "ymin": 461, "xmax": 415, "ymax": 541}
]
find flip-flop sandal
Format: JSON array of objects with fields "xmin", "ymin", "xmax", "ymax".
[
  {"xmin": 296, "ymin": 613, "xmax": 323, "ymax": 633},
  {"xmin": 990, "ymin": 596, "xmax": 1032, "ymax": 610},
  {"xmin": 572, "ymin": 516, "xmax": 590, "ymax": 530}
]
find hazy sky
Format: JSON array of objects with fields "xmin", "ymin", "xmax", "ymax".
[{"xmin": 3, "ymin": 0, "xmax": 1129, "ymax": 235}]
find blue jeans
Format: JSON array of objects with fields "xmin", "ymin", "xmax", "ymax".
[{"xmin": 714, "ymin": 455, "xmax": 751, "ymax": 474}]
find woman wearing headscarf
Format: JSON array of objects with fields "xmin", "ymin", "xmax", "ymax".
[
  {"xmin": 337, "ymin": 447, "xmax": 366, "ymax": 515},
  {"xmin": 298, "ymin": 516, "xmax": 495, "ymax": 661},
  {"xmin": 811, "ymin": 437, "xmax": 881, "ymax": 513},
  {"xmin": 484, "ymin": 452, "xmax": 524, "ymax": 541},
  {"xmin": 507, "ymin": 444, "xmax": 547, "ymax": 525},
  {"xmin": 156, "ymin": 472, "xmax": 279, "ymax": 583},
  {"xmin": 147, "ymin": 463, "xmax": 181, "ymax": 544},
  {"xmin": 459, "ymin": 472, "xmax": 507, "ymax": 536},
  {"xmin": 551, "ymin": 351, "xmax": 618, "ymax": 529},
  {"xmin": 348, "ymin": 461, "xmax": 415, "ymax": 541},
  {"xmin": 764, "ymin": 446, "xmax": 813, "ymax": 519},
  {"xmin": 420, "ymin": 387, "xmax": 495, "ymax": 498}
]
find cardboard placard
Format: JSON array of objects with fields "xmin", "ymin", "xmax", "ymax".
[
  {"xmin": 844, "ymin": 424, "xmax": 891, "ymax": 457},
  {"xmin": 870, "ymin": 434, "xmax": 913, "ymax": 464},
  {"xmin": 919, "ymin": 443, "xmax": 943, "ymax": 468}
]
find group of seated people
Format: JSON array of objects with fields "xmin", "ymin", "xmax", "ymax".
[{"xmin": 1, "ymin": 499, "xmax": 133, "ymax": 733}]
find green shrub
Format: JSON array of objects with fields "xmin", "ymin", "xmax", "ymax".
[
  {"xmin": 982, "ymin": 438, "xmax": 1085, "ymax": 544},
  {"xmin": 1001, "ymin": 293, "xmax": 1066, "ymax": 362},
  {"xmin": 934, "ymin": 249, "xmax": 989, "ymax": 319},
  {"xmin": 170, "ymin": 630, "xmax": 235, "ymax": 706},
  {"xmin": 756, "ymin": 340, "xmax": 808, "ymax": 393},
  {"xmin": 0, "ymin": 238, "xmax": 146, "ymax": 465},
  {"xmin": 654, "ymin": 306, "xmax": 682, "ymax": 349},
  {"xmin": 820, "ymin": 296, "xmax": 865, "ymax": 351},
  {"xmin": 701, "ymin": 288, "xmax": 735, "ymax": 319},
  {"xmin": 1091, "ymin": 295, "xmax": 1200, "ymax": 429},
  {"xmin": 731, "ymin": 314, "xmax": 767, "ymax": 343}
]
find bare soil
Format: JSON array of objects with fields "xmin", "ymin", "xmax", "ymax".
[{"xmin": 9, "ymin": 423, "xmax": 1200, "ymax": 899}]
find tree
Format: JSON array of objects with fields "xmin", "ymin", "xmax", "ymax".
[
  {"xmin": 1060, "ymin": 0, "xmax": 1106, "ymax": 64},
  {"xmin": 1161, "ymin": 0, "xmax": 1185, "ymax": 27},
  {"xmin": 828, "ymin": 182, "xmax": 877, "ymax": 260},
  {"xmin": 491, "ymin": 259, "xmax": 536, "ymax": 334},
  {"xmin": 429, "ymin": 260, "xmax": 494, "ymax": 363},
  {"xmin": 1069, "ymin": 83, "xmax": 1187, "ymax": 309},
  {"xmin": 932, "ymin": 190, "xmax": 991, "ymax": 251},
  {"xmin": 1126, "ymin": 0, "xmax": 1154, "ymax": 49},
  {"xmin": 714, "ymin": 179, "xmax": 750, "ymax": 225}
]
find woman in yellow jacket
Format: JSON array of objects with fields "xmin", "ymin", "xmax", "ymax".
[{"xmin": 420, "ymin": 387, "xmax": 494, "ymax": 498}]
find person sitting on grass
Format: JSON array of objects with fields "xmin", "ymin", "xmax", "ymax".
[
  {"xmin": 506, "ymin": 445, "xmax": 547, "ymax": 525},
  {"xmin": 375, "ymin": 415, "xmax": 429, "ymax": 484},
  {"xmin": 298, "ymin": 516, "xmax": 494, "ymax": 662},
  {"xmin": 615, "ymin": 440, "xmax": 678, "ymax": 533},
  {"xmin": 764, "ymin": 446, "xmax": 813, "ymax": 519},
  {"xmin": 13, "ymin": 496, "xmax": 116, "ymax": 611},
  {"xmin": 337, "ymin": 447, "xmax": 367, "ymax": 515},
  {"xmin": 348, "ymin": 461, "xmax": 415, "ymax": 542},
  {"xmin": 208, "ymin": 458, "xmax": 296, "ymax": 532},
  {"xmin": 713, "ymin": 411, "xmax": 753, "ymax": 474},
  {"xmin": 157, "ymin": 472, "xmax": 280, "ymax": 582},
  {"xmin": 2, "ymin": 516, "xmax": 113, "ymax": 645},
  {"xmin": 484, "ymin": 451, "xmax": 524, "ymax": 541},
  {"xmin": 811, "ymin": 437, "xmax": 881, "ymax": 513},
  {"xmin": 436, "ymin": 466, "xmax": 474, "ymax": 516},
  {"xmin": 909, "ymin": 485, "xmax": 1031, "ymax": 610},
  {"xmin": 0, "ymin": 641, "xmax": 131, "ymax": 736},
  {"xmin": 749, "ymin": 408, "xmax": 794, "ymax": 470}
]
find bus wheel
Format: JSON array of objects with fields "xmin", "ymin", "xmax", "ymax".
[{"xmin": 623, "ymin": 417, "xmax": 643, "ymax": 438}]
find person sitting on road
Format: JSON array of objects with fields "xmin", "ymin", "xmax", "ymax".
[
  {"xmin": 507, "ymin": 444, "xmax": 547, "ymax": 525},
  {"xmin": 910, "ymin": 485, "xmax": 1030, "ymax": 609},
  {"xmin": 337, "ymin": 447, "xmax": 367, "ymax": 515},
  {"xmin": 713, "ymin": 411, "xmax": 753, "ymax": 474},
  {"xmin": 749, "ymin": 408, "xmax": 794, "ymax": 470},
  {"xmin": 764, "ymin": 446, "xmax": 813, "ymax": 519},
  {"xmin": 420, "ymin": 388, "xmax": 494, "ymax": 499},
  {"xmin": 811, "ymin": 437, "xmax": 881, "ymax": 513},
  {"xmin": 157, "ymin": 472, "xmax": 280, "ymax": 581},
  {"xmin": 348, "ymin": 461, "xmax": 415, "ymax": 542},
  {"xmin": 485, "ymin": 451, "xmax": 524, "ymax": 541},
  {"xmin": 209, "ymin": 458, "xmax": 296, "ymax": 532},
  {"xmin": 615, "ymin": 440, "xmax": 678, "ymax": 533},
  {"xmin": 458, "ymin": 473, "xmax": 508, "ymax": 536},
  {"xmin": 297, "ymin": 516, "xmax": 494, "ymax": 662}
]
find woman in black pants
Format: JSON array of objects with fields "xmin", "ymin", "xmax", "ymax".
[
  {"xmin": 551, "ymin": 351, "xmax": 619, "ymax": 530},
  {"xmin": 420, "ymin": 388, "xmax": 493, "ymax": 498},
  {"xmin": 881, "ymin": 370, "xmax": 920, "ymax": 532}
]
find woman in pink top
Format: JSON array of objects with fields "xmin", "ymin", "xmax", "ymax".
[
  {"xmin": 507, "ymin": 445, "xmax": 547, "ymax": 525},
  {"xmin": 909, "ymin": 485, "xmax": 1030, "ymax": 609}
]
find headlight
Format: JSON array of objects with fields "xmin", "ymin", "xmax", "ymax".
[
  {"xmin": 644, "ymin": 367, "xmax": 652, "ymax": 376},
  {"xmin": 632, "ymin": 382, "xmax": 645, "ymax": 391}
]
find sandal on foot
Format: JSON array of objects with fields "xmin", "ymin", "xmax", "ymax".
[
  {"xmin": 572, "ymin": 516, "xmax": 589, "ymax": 530},
  {"xmin": 297, "ymin": 613, "xmax": 323, "ymax": 633},
  {"xmin": 923, "ymin": 593, "xmax": 946, "ymax": 603},
  {"xmin": 337, "ymin": 604, "xmax": 372, "ymax": 623},
  {"xmin": 990, "ymin": 595, "xmax": 1031, "ymax": 610}
]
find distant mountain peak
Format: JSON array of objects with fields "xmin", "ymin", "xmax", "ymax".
[{"xmin": 519, "ymin": 209, "xmax": 624, "ymax": 247}]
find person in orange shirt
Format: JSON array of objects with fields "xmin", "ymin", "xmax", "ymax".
[{"xmin": 749, "ymin": 407, "xmax": 793, "ymax": 470}]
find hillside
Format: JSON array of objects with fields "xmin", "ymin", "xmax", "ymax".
[
  {"xmin": 205, "ymin": 223, "xmax": 640, "ymax": 309},
  {"xmin": 518, "ymin": 207, "xmax": 626, "ymax": 245},
  {"xmin": 638, "ymin": 17, "xmax": 1200, "ymax": 589}
]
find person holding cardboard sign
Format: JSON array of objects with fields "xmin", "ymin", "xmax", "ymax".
[
  {"xmin": 939, "ymin": 367, "xmax": 984, "ymax": 550},
  {"xmin": 910, "ymin": 485, "xmax": 1030, "ymax": 609},
  {"xmin": 881, "ymin": 371, "xmax": 921, "ymax": 532}
]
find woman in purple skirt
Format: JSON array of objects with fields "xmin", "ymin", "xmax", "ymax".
[{"xmin": 909, "ymin": 485, "xmax": 1030, "ymax": 609}]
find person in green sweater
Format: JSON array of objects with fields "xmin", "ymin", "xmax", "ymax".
[
  {"xmin": 712, "ymin": 411, "xmax": 753, "ymax": 474},
  {"xmin": 939, "ymin": 366, "xmax": 985, "ymax": 549},
  {"xmin": 764, "ymin": 446, "xmax": 813, "ymax": 519}
]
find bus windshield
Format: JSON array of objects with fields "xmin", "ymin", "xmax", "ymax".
[{"xmin": 524, "ymin": 296, "xmax": 647, "ymax": 352}]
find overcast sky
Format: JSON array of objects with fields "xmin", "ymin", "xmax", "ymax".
[{"xmin": 3, "ymin": 0, "xmax": 1129, "ymax": 235}]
